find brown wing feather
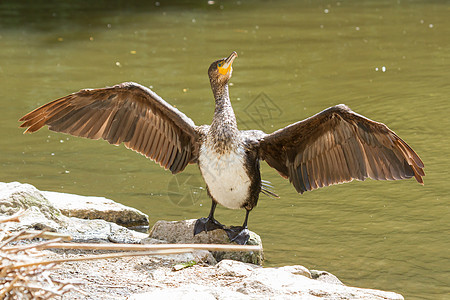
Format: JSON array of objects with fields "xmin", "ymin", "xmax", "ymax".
[
  {"xmin": 19, "ymin": 82, "xmax": 200, "ymax": 174},
  {"xmin": 259, "ymin": 104, "xmax": 424, "ymax": 194}
]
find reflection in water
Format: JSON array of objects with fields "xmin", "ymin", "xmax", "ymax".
[{"xmin": 1, "ymin": 1, "xmax": 449, "ymax": 298}]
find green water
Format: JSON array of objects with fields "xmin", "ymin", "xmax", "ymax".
[{"xmin": 1, "ymin": 1, "xmax": 449, "ymax": 298}]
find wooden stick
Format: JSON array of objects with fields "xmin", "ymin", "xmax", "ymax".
[
  {"xmin": 6, "ymin": 249, "xmax": 193, "ymax": 270},
  {"xmin": 0, "ymin": 209, "xmax": 26, "ymax": 223},
  {"xmin": 5, "ymin": 238, "xmax": 63, "ymax": 253},
  {"xmin": 0, "ymin": 230, "xmax": 27, "ymax": 249},
  {"xmin": 4, "ymin": 230, "xmax": 72, "ymax": 242},
  {"xmin": 0, "ymin": 276, "xmax": 20, "ymax": 298},
  {"xmin": 36, "ymin": 242, "xmax": 262, "ymax": 252}
]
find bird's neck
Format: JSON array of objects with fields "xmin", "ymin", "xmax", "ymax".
[{"xmin": 209, "ymin": 83, "xmax": 239, "ymax": 151}]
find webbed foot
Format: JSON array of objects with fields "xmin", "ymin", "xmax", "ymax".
[
  {"xmin": 225, "ymin": 226, "xmax": 250, "ymax": 245},
  {"xmin": 193, "ymin": 217, "xmax": 224, "ymax": 236}
]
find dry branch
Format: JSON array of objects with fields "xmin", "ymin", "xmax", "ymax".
[
  {"xmin": 40, "ymin": 242, "xmax": 262, "ymax": 252},
  {"xmin": 8, "ymin": 249, "xmax": 192, "ymax": 270},
  {"xmin": 0, "ymin": 212, "xmax": 79, "ymax": 299}
]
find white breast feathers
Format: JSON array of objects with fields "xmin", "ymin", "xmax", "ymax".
[{"xmin": 199, "ymin": 144, "xmax": 251, "ymax": 209}]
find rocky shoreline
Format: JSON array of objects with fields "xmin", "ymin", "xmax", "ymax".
[{"xmin": 0, "ymin": 182, "xmax": 404, "ymax": 299}]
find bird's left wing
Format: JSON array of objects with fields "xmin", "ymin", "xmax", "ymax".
[
  {"xmin": 258, "ymin": 104, "xmax": 424, "ymax": 194},
  {"xmin": 19, "ymin": 82, "xmax": 200, "ymax": 174}
]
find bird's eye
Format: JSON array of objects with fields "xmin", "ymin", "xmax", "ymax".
[{"xmin": 218, "ymin": 62, "xmax": 223, "ymax": 67}]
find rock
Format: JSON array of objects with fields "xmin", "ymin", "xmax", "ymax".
[
  {"xmin": 127, "ymin": 260, "xmax": 404, "ymax": 300},
  {"xmin": 149, "ymin": 219, "xmax": 229, "ymax": 244},
  {"xmin": 277, "ymin": 265, "xmax": 312, "ymax": 279},
  {"xmin": 63, "ymin": 217, "xmax": 146, "ymax": 243},
  {"xmin": 233, "ymin": 261, "xmax": 404, "ymax": 299},
  {"xmin": 0, "ymin": 182, "xmax": 63, "ymax": 232},
  {"xmin": 166, "ymin": 250, "xmax": 217, "ymax": 266},
  {"xmin": 12, "ymin": 205, "xmax": 61, "ymax": 232},
  {"xmin": 131, "ymin": 288, "xmax": 216, "ymax": 300},
  {"xmin": 141, "ymin": 236, "xmax": 217, "ymax": 265},
  {"xmin": 42, "ymin": 191, "xmax": 149, "ymax": 228},
  {"xmin": 0, "ymin": 182, "xmax": 61, "ymax": 220},
  {"xmin": 0, "ymin": 182, "xmax": 147, "ymax": 243},
  {"xmin": 311, "ymin": 270, "xmax": 344, "ymax": 285},
  {"xmin": 130, "ymin": 284, "xmax": 250, "ymax": 300},
  {"xmin": 216, "ymin": 259, "xmax": 256, "ymax": 277},
  {"xmin": 148, "ymin": 219, "xmax": 264, "ymax": 265}
]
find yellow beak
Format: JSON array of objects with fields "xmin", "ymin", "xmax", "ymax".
[{"xmin": 218, "ymin": 51, "xmax": 238, "ymax": 75}]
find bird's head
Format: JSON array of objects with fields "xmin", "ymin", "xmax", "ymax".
[{"xmin": 208, "ymin": 51, "xmax": 238, "ymax": 87}]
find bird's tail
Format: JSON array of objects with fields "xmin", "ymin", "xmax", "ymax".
[{"xmin": 261, "ymin": 179, "xmax": 279, "ymax": 198}]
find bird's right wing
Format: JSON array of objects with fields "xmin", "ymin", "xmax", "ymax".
[
  {"xmin": 19, "ymin": 82, "xmax": 201, "ymax": 174},
  {"xmin": 259, "ymin": 105, "xmax": 424, "ymax": 194}
]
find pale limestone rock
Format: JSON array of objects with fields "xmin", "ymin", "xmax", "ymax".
[
  {"xmin": 311, "ymin": 270, "xmax": 344, "ymax": 285},
  {"xmin": 131, "ymin": 289, "xmax": 216, "ymax": 300},
  {"xmin": 42, "ymin": 190, "xmax": 149, "ymax": 228},
  {"xmin": 149, "ymin": 219, "xmax": 264, "ymax": 264},
  {"xmin": 149, "ymin": 219, "xmax": 228, "ymax": 244},
  {"xmin": 0, "ymin": 181, "xmax": 146, "ymax": 243},
  {"xmin": 0, "ymin": 182, "xmax": 63, "ymax": 232},
  {"xmin": 277, "ymin": 264, "xmax": 312, "ymax": 279},
  {"xmin": 160, "ymin": 250, "xmax": 217, "ymax": 265},
  {"xmin": 62, "ymin": 217, "xmax": 146, "ymax": 243},
  {"xmin": 10, "ymin": 205, "xmax": 61, "ymax": 232},
  {"xmin": 216, "ymin": 259, "xmax": 256, "ymax": 277},
  {"xmin": 129, "ymin": 260, "xmax": 404, "ymax": 300},
  {"xmin": 130, "ymin": 284, "xmax": 250, "ymax": 300},
  {"xmin": 240, "ymin": 261, "xmax": 403, "ymax": 299},
  {"xmin": 0, "ymin": 182, "xmax": 61, "ymax": 219}
]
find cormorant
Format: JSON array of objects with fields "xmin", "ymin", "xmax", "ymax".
[{"xmin": 19, "ymin": 51, "xmax": 425, "ymax": 245}]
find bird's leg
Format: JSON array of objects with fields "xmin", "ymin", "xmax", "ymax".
[
  {"xmin": 194, "ymin": 201, "xmax": 224, "ymax": 236},
  {"xmin": 224, "ymin": 209, "xmax": 251, "ymax": 245}
]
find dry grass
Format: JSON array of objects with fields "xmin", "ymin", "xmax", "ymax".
[{"xmin": 0, "ymin": 210, "xmax": 79, "ymax": 299}]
